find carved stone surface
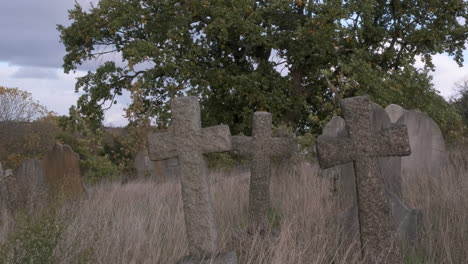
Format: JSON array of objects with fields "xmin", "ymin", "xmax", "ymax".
[
  {"xmin": 340, "ymin": 190, "xmax": 422, "ymax": 247},
  {"xmin": 134, "ymin": 148, "xmax": 179, "ymax": 181},
  {"xmin": 385, "ymin": 104, "xmax": 408, "ymax": 123},
  {"xmin": 320, "ymin": 104, "xmax": 403, "ymax": 206},
  {"xmin": 316, "ymin": 96, "xmax": 410, "ymax": 263},
  {"xmin": 397, "ymin": 110, "xmax": 447, "ymax": 178},
  {"xmin": 15, "ymin": 159, "xmax": 47, "ymax": 209},
  {"xmin": 0, "ymin": 164, "xmax": 16, "ymax": 213},
  {"xmin": 231, "ymin": 112, "xmax": 295, "ymax": 233},
  {"xmin": 42, "ymin": 143, "xmax": 85, "ymax": 199},
  {"xmin": 147, "ymin": 96, "xmax": 235, "ymax": 262}
]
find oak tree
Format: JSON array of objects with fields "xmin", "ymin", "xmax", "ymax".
[{"xmin": 59, "ymin": 0, "xmax": 468, "ymax": 135}]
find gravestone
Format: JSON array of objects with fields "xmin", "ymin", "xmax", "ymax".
[
  {"xmin": 147, "ymin": 96, "xmax": 237, "ymax": 264},
  {"xmin": 385, "ymin": 104, "xmax": 407, "ymax": 123},
  {"xmin": 42, "ymin": 143, "xmax": 85, "ymax": 199},
  {"xmin": 231, "ymin": 112, "xmax": 295, "ymax": 233},
  {"xmin": 0, "ymin": 163, "xmax": 15, "ymax": 213},
  {"xmin": 320, "ymin": 103, "xmax": 403, "ymax": 206},
  {"xmin": 134, "ymin": 148, "xmax": 178, "ymax": 181},
  {"xmin": 385, "ymin": 105, "xmax": 447, "ymax": 178},
  {"xmin": 14, "ymin": 159, "xmax": 47, "ymax": 209},
  {"xmin": 397, "ymin": 110, "xmax": 447, "ymax": 178},
  {"xmin": 317, "ymin": 96, "xmax": 411, "ymax": 263}
]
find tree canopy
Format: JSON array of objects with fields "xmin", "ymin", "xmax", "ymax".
[
  {"xmin": 0, "ymin": 86, "xmax": 48, "ymax": 122},
  {"xmin": 58, "ymin": 0, "xmax": 468, "ymax": 136}
]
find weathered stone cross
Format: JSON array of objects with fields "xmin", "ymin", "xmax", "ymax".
[
  {"xmin": 231, "ymin": 112, "xmax": 295, "ymax": 233},
  {"xmin": 316, "ymin": 96, "xmax": 411, "ymax": 264},
  {"xmin": 147, "ymin": 96, "xmax": 236, "ymax": 263}
]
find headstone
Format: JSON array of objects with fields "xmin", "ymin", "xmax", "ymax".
[
  {"xmin": 397, "ymin": 110, "xmax": 447, "ymax": 178},
  {"xmin": 14, "ymin": 159, "xmax": 47, "ymax": 209},
  {"xmin": 316, "ymin": 96, "xmax": 411, "ymax": 263},
  {"xmin": 320, "ymin": 103, "xmax": 403, "ymax": 206},
  {"xmin": 0, "ymin": 165, "xmax": 16, "ymax": 213},
  {"xmin": 147, "ymin": 96, "xmax": 237, "ymax": 264},
  {"xmin": 134, "ymin": 148, "xmax": 178, "ymax": 181},
  {"xmin": 385, "ymin": 104, "xmax": 407, "ymax": 123},
  {"xmin": 42, "ymin": 143, "xmax": 85, "ymax": 199},
  {"xmin": 231, "ymin": 112, "xmax": 295, "ymax": 233}
]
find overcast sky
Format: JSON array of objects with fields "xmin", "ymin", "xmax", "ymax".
[{"xmin": 0, "ymin": 0, "xmax": 467, "ymax": 127}]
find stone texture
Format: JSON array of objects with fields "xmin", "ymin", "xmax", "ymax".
[
  {"xmin": 397, "ymin": 110, "xmax": 447, "ymax": 178},
  {"xmin": 42, "ymin": 143, "xmax": 85, "ymax": 199},
  {"xmin": 0, "ymin": 164, "xmax": 16, "ymax": 213},
  {"xmin": 14, "ymin": 159, "xmax": 47, "ymax": 209},
  {"xmin": 320, "ymin": 103, "xmax": 403, "ymax": 206},
  {"xmin": 316, "ymin": 96, "xmax": 411, "ymax": 263},
  {"xmin": 231, "ymin": 112, "xmax": 295, "ymax": 233},
  {"xmin": 385, "ymin": 104, "xmax": 408, "ymax": 123},
  {"xmin": 147, "ymin": 96, "xmax": 236, "ymax": 262},
  {"xmin": 134, "ymin": 148, "xmax": 178, "ymax": 181},
  {"xmin": 340, "ymin": 190, "xmax": 422, "ymax": 246}
]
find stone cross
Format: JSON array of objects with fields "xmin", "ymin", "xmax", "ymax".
[
  {"xmin": 147, "ymin": 96, "xmax": 236, "ymax": 263},
  {"xmin": 231, "ymin": 112, "xmax": 295, "ymax": 233},
  {"xmin": 316, "ymin": 96, "xmax": 411, "ymax": 264}
]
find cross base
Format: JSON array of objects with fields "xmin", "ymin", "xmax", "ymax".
[{"xmin": 176, "ymin": 252, "xmax": 237, "ymax": 264}]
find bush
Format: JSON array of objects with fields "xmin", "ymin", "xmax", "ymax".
[
  {"xmin": 80, "ymin": 155, "xmax": 119, "ymax": 185},
  {"xmin": 0, "ymin": 206, "xmax": 66, "ymax": 264}
]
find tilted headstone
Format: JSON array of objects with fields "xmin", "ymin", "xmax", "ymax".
[
  {"xmin": 386, "ymin": 104, "xmax": 447, "ymax": 179},
  {"xmin": 14, "ymin": 159, "xmax": 48, "ymax": 209},
  {"xmin": 317, "ymin": 96, "xmax": 411, "ymax": 263},
  {"xmin": 147, "ymin": 96, "xmax": 237, "ymax": 264},
  {"xmin": 0, "ymin": 164, "xmax": 16, "ymax": 213},
  {"xmin": 397, "ymin": 110, "xmax": 447, "ymax": 178},
  {"xmin": 42, "ymin": 143, "xmax": 85, "ymax": 199},
  {"xmin": 231, "ymin": 112, "xmax": 295, "ymax": 234},
  {"xmin": 134, "ymin": 148, "xmax": 178, "ymax": 181}
]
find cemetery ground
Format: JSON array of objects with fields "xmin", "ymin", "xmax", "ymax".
[{"xmin": 0, "ymin": 146, "xmax": 467, "ymax": 263}]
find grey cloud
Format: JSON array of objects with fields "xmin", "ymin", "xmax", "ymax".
[
  {"xmin": 11, "ymin": 66, "xmax": 59, "ymax": 79},
  {"xmin": 0, "ymin": 0, "xmax": 96, "ymax": 69}
]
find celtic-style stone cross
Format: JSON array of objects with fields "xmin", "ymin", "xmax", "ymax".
[
  {"xmin": 147, "ymin": 97, "xmax": 236, "ymax": 263},
  {"xmin": 231, "ymin": 112, "xmax": 295, "ymax": 233},
  {"xmin": 316, "ymin": 96, "xmax": 411, "ymax": 264}
]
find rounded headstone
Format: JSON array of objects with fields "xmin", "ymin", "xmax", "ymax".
[
  {"xmin": 15, "ymin": 159, "xmax": 47, "ymax": 208},
  {"xmin": 43, "ymin": 143, "xmax": 85, "ymax": 199},
  {"xmin": 373, "ymin": 103, "xmax": 402, "ymax": 198},
  {"xmin": 319, "ymin": 116, "xmax": 355, "ymax": 209},
  {"xmin": 397, "ymin": 110, "xmax": 447, "ymax": 178},
  {"xmin": 385, "ymin": 104, "xmax": 408, "ymax": 123}
]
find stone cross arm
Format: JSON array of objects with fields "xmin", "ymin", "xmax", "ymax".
[
  {"xmin": 147, "ymin": 125, "xmax": 231, "ymax": 161},
  {"xmin": 317, "ymin": 123, "xmax": 411, "ymax": 169},
  {"xmin": 231, "ymin": 136, "xmax": 295, "ymax": 157}
]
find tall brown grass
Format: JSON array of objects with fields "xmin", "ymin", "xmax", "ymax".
[{"xmin": 0, "ymin": 147, "xmax": 467, "ymax": 263}]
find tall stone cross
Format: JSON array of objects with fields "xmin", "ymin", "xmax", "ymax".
[
  {"xmin": 147, "ymin": 97, "xmax": 236, "ymax": 263},
  {"xmin": 231, "ymin": 112, "xmax": 295, "ymax": 233},
  {"xmin": 316, "ymin": 96, "xmax": 411, "ymax": 264}
]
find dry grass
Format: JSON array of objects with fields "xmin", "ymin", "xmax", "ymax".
[{"xmin": 0, "ymin": 147, "xmax": 467, "ymax": 264}]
